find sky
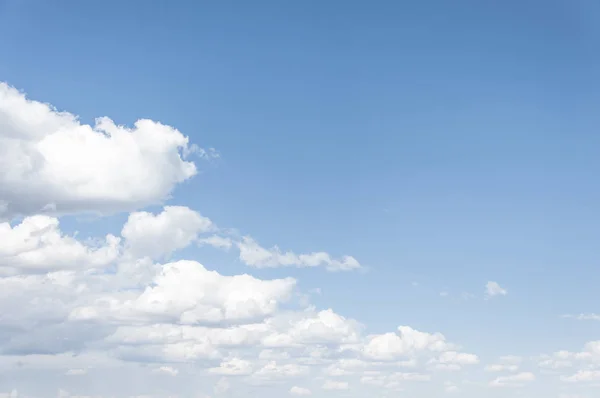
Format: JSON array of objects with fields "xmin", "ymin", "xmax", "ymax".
[{"xmin": 0, "ymin": 0, "xmax": 599, "ymax": 397}]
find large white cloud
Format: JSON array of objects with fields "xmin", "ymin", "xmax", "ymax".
[
  {"xmin": 0, "ymin": 83, "xmax": 207, "ymax": 219},
  {"xmin": 69, "ymin": 260, "xmax": 296, "ymax": 326}
]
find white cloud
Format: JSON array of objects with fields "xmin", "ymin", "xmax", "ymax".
[
  {"xmin": 0, "ymin": 215, "xmax": 120, "ymax": 275},
  {"xmin": 154, "ymin": 366, "xmax": 179, "ymax": 376},
  {"xmin": 485, "ymin": 364, "xmax": 519, "ymax": 372},
  {"xmin": 485, "ymin": 355, "xmax": 522, "ymax": 372},
  {"xmin": 289, "ymin": 386, "xmax": 311, "ymax": 395},
  {"xmin": 485, "ymin": 281, "xmax": 507, "ymax": 299},
  {"xmin": 237, "ymin": 237, "xmax": 360, "ymax": 271},
  {"xmin": 208, "ymin": 358, "xmax": 253, "ymax": 376},
  {"xmin": 561, "ymin": 370, "xmax": 600, "ymax": 383},
  {"xmin": 198, "ymin": 235, "xmax": 233, "ymax": 250},
  {"xmin": 70, "ymin": 260, "xmax": 296, "ymax": 327},
  {"xmin": 253, "ymin": 361, "xmax": 309, "ymax": 380},
  {"xmin": 362, "ymin": 326, "xmax": 451, "ymax": 361},
  {"xmin": 429, "ymin": 351, "xmax": 479, "ymax": 370},
  {"xmin": 121, "ymin": 206, "xmax": 213, "ymax": 258},
  {"xmin": 65, "ymin": 368, "xmax": 87, "ymax": 376},
  {"xmin": 562, "ymin": 313, "xmax": 600, "ymax": 321},
  {"xmin": 322, "ymin": 380, "xmax": 349, "ymax": 390},
  {"xmin": 0, "ymin": 83, "xmax": 202, "ymax": 219},
  {"xmin": 490, "ymin": 372, "xmax": 535, "ymax": 387}
]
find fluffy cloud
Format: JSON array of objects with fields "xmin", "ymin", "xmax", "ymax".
[
  {"xmin": 485, "ymin": 281, "xmax": 507, "ymax": 298},
  {"xmin": 209, "ymin": 358, "xmax": 253, "ymax": 376},
  {"xmin": 0, "ymin": 215, "xmax": 120, "ymax": 275},
  {"xmin": 121, "ymin": 206, "xmax": 213, "ymax": 258},
  {"xmin": 0, "ymin": 83, "xmax": 208, "ymax": 219},
  {"xmin": 362, "ymin": 326, "xmax": 451, "ymax": 361},
  {"xmin": 69, "ymin": 260, "xmax": 296, "ymax": 326}
]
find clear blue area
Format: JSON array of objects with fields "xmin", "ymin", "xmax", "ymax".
[{"xmin": 1, "ymin": 0, "xmax": 599, "ymax": 359}]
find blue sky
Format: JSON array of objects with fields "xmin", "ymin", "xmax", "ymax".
[{"xmin": 0, "ymin": 0, "xmax": 599, "ymax": 397}]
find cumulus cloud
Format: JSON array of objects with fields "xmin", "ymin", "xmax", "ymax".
[
  {"xmin": 69, "ymin": 260, "xmax": 296, "ymax": 327},
  {"xmin": 485, "ymin": 281, "xmax": 507, "ymax": 299},
  {"xmin": 0, "ymin": 83, "xmax": 204, "ymax": 219},
  {"xmin": 121, "ymin": 206, "xmax": 213, "ymax": 259},
  {"xmin": 0, "ymin": 215, "xmax": 120, "ymax": 275},
  {"xmin": 362, "ymin": 326, "xmax": 451, "ymax": 361}
]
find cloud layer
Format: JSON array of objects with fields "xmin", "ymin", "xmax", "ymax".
[{"xmin": 0, "ymin": 83, "xmax": 596, "ymax": 398}]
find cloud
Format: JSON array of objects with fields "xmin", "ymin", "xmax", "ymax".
[
  {"xmin": 485, "ymin": 355, "xmax": 522, "ymax": 372},
  {"xmin": 69, "ymin": 259, "xmax": 296, "ymax": 327},
  {"xmin": 362, "ymin": 326, "xmax": 451, "ymax": 361},
  {"xmin": 490, "ymin": 372, "xmax": 535, "ymax": 387},
  {"xmin": 237, "ymin": 237, "xmax": 361, "ymax": 271},
  {"xmin": 485, "ymin": 364, "xmax": 519, "ymax": 372},
  {"xmin": 154, "ymin": 366, "xmax": 179, "ymax": 376},
  {"xmin": 562, "ymin": 313, "xmax": 600, "ymax": 321},
  {"xmin": 485, "ymin": 281, "xmax": 507, "ymax": 299},
  {"xmin": 322, "ymin": 380, "xmax": 349, "ymax": 390},
  {"xmin": 0, "ymin": 83, "xmax": 204, "ymax": 219},
  {"xmin": 429, "ymin": 351, "xmax": 479, "ymax": 371},
  {"xmin": 0, "ymin": 215, "xmax": 120, "ymax": 275},
  {"xmin": 561, "ymin": 370, "xmax": 600, "ymax": 383},
  {"xmin": 65, "ymin": 368, "xmax": 87, "ymax": 376},
  {"xmin": 289, "ymin": 386, "xmax": 311, "ymax": 395},
  {"xmin": 121, "ymin": 206, "xmax": 213, "ymax": 259},
  {"xmin": 208, "ymin": 358, "xmax": 253, "ymax": 376}
]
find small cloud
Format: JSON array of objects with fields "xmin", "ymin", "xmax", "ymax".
[
  {"xmin": 154, "ymin": 366, "xmax": 178, "ymax": 376},
  {"xmin": 290, "ymin": 386, "xmax": 312, "ymax": 396},
  {"xmin": 562, "ymin": 313, "xmax": 600, "ymax": 321},
  {"xmin": 65, "ymin": 368, "xmax": 87, "ymax": 376},
  {"xmin": 485, "ymin": 281, "xmax": 507, "ymax": 299},
  {"xmin": 490, "ymin": 372, "xmax": 535, "ymax": 387},
  {"xmin": 323, "ymin": 380, "xmax": 349, "ymax": 390}
]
